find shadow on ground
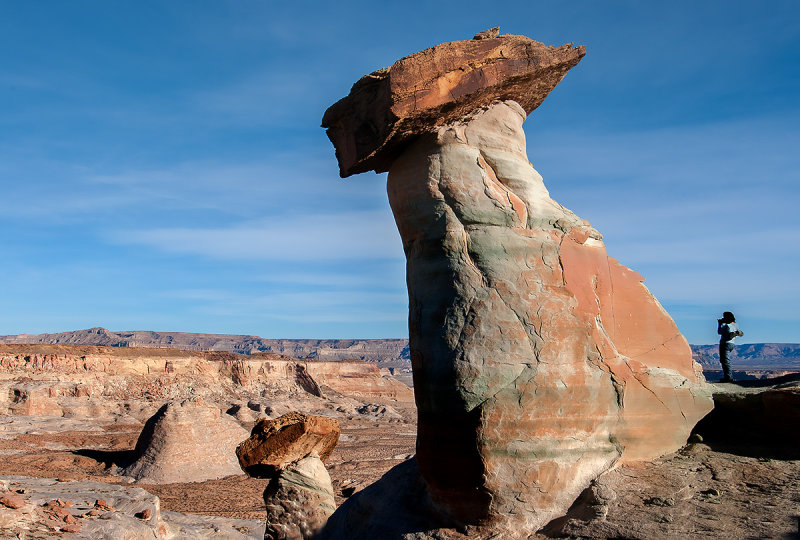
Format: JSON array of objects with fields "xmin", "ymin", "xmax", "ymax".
[
  {"xmin": 72, "ymin": 448, "xmax": 136, "ymax": 469},
  {"xmin": 693, "ymin": 373, "xmax": 800, "ymax": 460}
]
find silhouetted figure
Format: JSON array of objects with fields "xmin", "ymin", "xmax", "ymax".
[{"xmin": 717, "ymin": 311, "xmax": 743, "ymax": 382}]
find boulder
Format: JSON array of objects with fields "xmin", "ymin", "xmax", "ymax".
[
  {"xmin": 323, "ymin": 30, "xmax": 713, "ymax": 535},
  {"xmin": 263, "ymin": 455, "xmax": 336, "ymax": 540},
  {"xmin": 7, "ymin": 386, "xmax": 63, "ymax": 416},
  {"xmin": 123, "ymin": 397, "xmax": 249, "ymax": 484},
  {"xmin": 236, "ymin": 412, "xmax": 340, "ymax": 477},
  {"xmin": 322, "ymin": 32, "xmax": 585, "ymax": 177}
]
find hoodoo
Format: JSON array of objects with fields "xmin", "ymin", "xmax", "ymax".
[{"xmin": 322, "ymin": 30, "xmax": 713, "ymax": 535}]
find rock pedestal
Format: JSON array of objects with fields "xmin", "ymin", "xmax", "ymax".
[
  {"xmin": 323, "ymin": 30, "xmax": 713, "ymax": 535},
  {"xmin": 263, "ymin": 455, "xmax": 336, "ymax": 540},
  {"xmin": 236, "ymin": 412, "xmax": 340, "ymax": 476},
  {"xmin": 237, "ymin": 412, "xmax": 340, "ymax": 540}
]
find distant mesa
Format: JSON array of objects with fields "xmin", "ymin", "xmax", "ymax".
[
  {"xmin": 1, "ymin": 328, "xmax": 798, "ymax": 375},
  {"xmin": 0, "ymin": 327, "xmax": 410, "ymax": 366},
  {"xmin": 321, "ymin": 29, "xmax": 713, "ymax": 537}
]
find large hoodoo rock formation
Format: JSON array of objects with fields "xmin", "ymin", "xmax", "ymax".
[{"xmin": 322, "ymin": 30, "xmax": 713, "ymax": 535}]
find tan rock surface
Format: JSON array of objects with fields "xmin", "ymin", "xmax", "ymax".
[
  {"xmin": 123, "ymin": 397, "xmax": 249, "ymax": 484},
  {"xmin": 0, "ymin": 344, "xmax": 413, "ymax": 404},
  {"xmin": 0, "ymin": 476, "xmax": 265, "ymax": 539},
  {"xmin": 544, "ymin": 444, "xmax": 800, "ymax": 539},
  {"xmin": 263, "ymin": 455, "xmax": 336, "ymax": 540},
  {"xmin": 323, "ymin": 32, "xmax": 713, "ymax": 535},
  {"xmin": 5, "ymin": 386, "xmax": 63, "ymax": 417},
  {"xmin": 236, "ymin": 412, "xmax": 340, "ymax": 476}
]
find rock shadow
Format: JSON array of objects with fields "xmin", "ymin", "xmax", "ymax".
[
  {"xmin": 693, "ymin": 373, "xmax": 800, "ymax": 460},
  {"xmin": 72, "ymin": 448, "xmax": 136, "ymax": 469},
  {"xmin": 719, "ymin": 372, "xmax": 800, "ymax": 388},
  {"xmin": 316, "ymin": 457, "xmax": 458, "ymax": 539}
]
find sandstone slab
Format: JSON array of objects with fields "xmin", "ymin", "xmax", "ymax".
[
  {"xmin": 236, "ymin": 412, "xmax": 340, "ymax": 476},
  {"xmin": 322, "ymin": 32, "xmax": 585, "ymax": 177}
]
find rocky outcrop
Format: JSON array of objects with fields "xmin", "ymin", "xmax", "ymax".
[
  {"xmin": 263, "ymin": 455, "xmax": 336, "ymax": 540},
  {"xmin": 323, "ymin": 31, "xmax": 713, "ymax": 535},
  {"xmin": 0, "ymin": 476, "xmax": 265, "ymax": 539},
  {"xmin": 692, "ymin": 374, "xmax": 800, "ymax": 458},
  {"xmin": 236, "ymin": 412, "xmax": 340, "ymax": 476},
  {"xmin": 304, "ymin": 361, "xmax": 411, "ymax": 399},
  {"xmin": 123, "ymin": 398, "xmax": 249, "ymax": 484},
  {"xmin": 5, "ymin": 386, "xmax": 63, "ymax": 417}
]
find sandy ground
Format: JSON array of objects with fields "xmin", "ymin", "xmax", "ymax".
[
  {"xmin": 1, "ymin": 376, "xmax": 799, "ymax": 538},
  {"xmin": 0, "ymin": 403, "xmax": 417, "ymax": 522}
]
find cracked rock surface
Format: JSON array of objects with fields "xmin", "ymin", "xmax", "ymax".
[
  {"xmin": 263, "ymin": 455, "xmax": 336, "ymax": 540},
  {"xmin": 323, "ymin": 31, "xmax": 713, "ymax": 537},
  {"xmin": 383, "ymin": 100, "xmax": 713, "ymax": 532}
]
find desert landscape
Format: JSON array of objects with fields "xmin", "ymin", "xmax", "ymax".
[
  {"xmin": 3, "ymin": 7, "xmax": 799, "ymax": 540},
  {"xmin": 0, "ymin": 342, "xmax": 417, "ymax": 537},
  {"xmin": 0, "ymin": 337, "xmax": 798, "ymax": 538}
]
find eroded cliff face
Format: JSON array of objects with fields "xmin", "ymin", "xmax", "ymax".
[
  {"xmin": 0, "ymin": 345, "xmax": 413, "ymax": 410},
  {"xmin": 385, "ymin": 100, "xmax": 712, "ymax": 530}
]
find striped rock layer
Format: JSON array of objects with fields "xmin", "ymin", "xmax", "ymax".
[{"xmin": 324, "ymin": 32, "xmax": 713, "ymax": 534}]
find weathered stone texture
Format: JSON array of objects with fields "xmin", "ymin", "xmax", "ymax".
[
  {"xmin": 382, "ymin": 100, "xmax": 713, "ymax": 532},
  {"xmin": 323, "ymin": 31, "xmax": 713, "ymax": 536},
  {"xmin": 0, "ymin": 476, "xmax": 265, "ymax": 539},
  {"xmin": 263, "ymin": 455, "xmax": 336, "ymax": 540},
  {"xmin": 123, "ymin": 397, "xmax": 248, "ymax": 484},
  {"xmin": 235, "ymin": 412, "xmax": 340, "ymax": 476}
]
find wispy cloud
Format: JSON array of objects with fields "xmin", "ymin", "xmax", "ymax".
[
  {"xmin": 0, "ymin": 150, "xmax": 387, "ymax": 223},
  {"xmin": 109, "ymin": 210, "xmax": 403, "ymax": 261},
  {"xmin": 192, "ymin": 70, "xmax": 325, "ymax": 126},
  {"xmin": 160, "ymin": 287, "xmax": 407, "ymax": 324}
]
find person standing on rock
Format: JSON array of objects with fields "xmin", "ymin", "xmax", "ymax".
[{"xmin": 717, "ymin": 311, "xmax": 743, "ymax": 382}]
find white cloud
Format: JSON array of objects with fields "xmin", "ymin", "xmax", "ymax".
[
  {"xmin": 110, "ymin": 210, "xmax": 403, "ymax": 261},
  {"xmin": 160, "ymin": 287, "xmax": 407, "ymax": 324}
]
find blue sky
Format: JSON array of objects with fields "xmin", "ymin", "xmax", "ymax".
[{"xmin": 1, "ymin": 1, "xmax": 798, "ymax": 344}]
